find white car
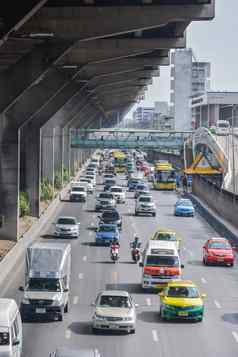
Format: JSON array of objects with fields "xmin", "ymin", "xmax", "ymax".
[
  {"xmin": 55, "ymin": 216, "xmax": 80, "ymax": 238},
  {"xmin": 70, "ymin": 185, "xmax": 87, "ymax": 202},
  {"xmin": 109, "ymin": 186, "xmax": 126, "ymax": 203},
  {"xmin": 135, "ymin": 195, "xmax": 156, "ymax": 216},
  {"xmin": 79, "ymin": 179, "xmax": 94, "ymax": 194},
  {"xmin": 85, "ymin": 175, "xmax": 96, "ymax": 186},
  {"xmin": 103, "ymin": 173, "xmax": 114, "ymax": 184},
  {"xmin": 92, "ymin": 290, "xmax": 137, "ymax": 334}
]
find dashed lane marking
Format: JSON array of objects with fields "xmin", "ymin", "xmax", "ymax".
[
  {"xmin": 65, "ymin": 329, "xmax": 71, "ymax": 339},
  {"xmin": 83, "ymin": 255, "xmax": 87, "ymax": 262},
  {"xmin": 89, "ymin": 231, "xmax": 93, "ymax": 236},
  {"xmin": 152, "ymin": 329, "xmax": 159, "ymax": 342},
  {"xmin": 214, "ymin": 300, "xmax": 221, "ymax": 309},
  {"xmin": 73, "ymin": 296, "xmax": 79, "ymax": 305},
  {"xmin": 232, "ymin": 331, "xmax": 238, "ymax": 343},
  {"xmin": 146, "ymin": 298, "xmax": 151, "ymax": 306},
  {"xmin": 201, "ymin": 277, "xmax": 207, "ymax": 284},
  {"xmin": 111, "ymin": 271, "xmax": 118, "ymax": 284},
  {"xmin": 78, "ymin": 273, "xmax": 84, "ymax": 280}
]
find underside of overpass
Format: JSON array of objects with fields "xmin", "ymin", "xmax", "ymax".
[{"xmin": 0, "ymin": 0, "xmax": 215, "ymax": 240}]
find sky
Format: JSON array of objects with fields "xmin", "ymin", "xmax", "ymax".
[{"xmin": 126, "ymin": 0, "xmax": 238, "ymax": 117}]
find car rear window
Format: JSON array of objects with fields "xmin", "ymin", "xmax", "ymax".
[
  {"xmin": 146, "ymin": 255, "xmax": 179, "ymax": 267},
  {"xmin": 102, "ymin": 211, "xmax": 119, "ymax": 220}
]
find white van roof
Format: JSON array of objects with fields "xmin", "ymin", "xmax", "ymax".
[
  {"xmin": 146, "ymin": 240, "xmax": 178, "ymax": 256},
  {"xmin": 0, "ymin": 299, "xmax": 18, "ymax": 327}
]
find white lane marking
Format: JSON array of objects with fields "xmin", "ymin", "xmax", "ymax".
[
  {"xmin": 83, "ymin": 255, "xmax": 87, "ymax": 262},
  {"xmin": 89, "ymin": 231, "xmax": 92, "ymax": 236},
  {"xmin": 232, "ymin": 331, "xmax": 238, "ymax": 343},
  {"xmin": 73, "ymin": 296, "xmax": 79, "ymax": 305},
  {"xmin": 187, "ymin": 250, "xmax": 194, "ymax": 257},
  {"xmin": 111, "ymin": 271, "xmax": 118, "ymax": 284},
  {"xmin": 146, "ymin": 298, "xmax": 151, "ymax": 306},
  {"xmin": 91, "ymin": 222, "xmax": 94, "ymax": 226},
  {"xmin": 65, "ymin": 329, "xmax": 71, "ymax": 339},
  {"xmin": 214, "ymin": 300, "xmax": 221, "ymax": 309},
  {"xmin": 183, "ymin": 246, "xmax": 187, "ymax": 251},
  {"xmin": 152, "ymin": 329, "xmax": 159, "ymax": 342},
  {"xmin": 78, "ymin": 273, "xmax": 84, "ymax": 280},
  {"xmin": 201, "ymin": 277, "xmax": 207, "ymax": 284}
]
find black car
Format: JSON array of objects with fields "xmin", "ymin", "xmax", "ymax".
[{"xmin": 98, "ymin": 209, "xmax": 122, "ymax": 230}]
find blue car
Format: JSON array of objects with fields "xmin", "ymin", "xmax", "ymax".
[
  {"xmin": 128, "ymin": 178, "xmax": 144, "ymax": 191},
  {"xmin": 95, "ymin": 224, "xmax": 120, "ymax": 245},
  {"xmin": 174, "ymin": 198, "xmax": 195, "ymax": 217}
]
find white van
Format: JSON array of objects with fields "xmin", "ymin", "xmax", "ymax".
[
  {"xmin": 0, "ymin": 299, "xmax": 22, "ymax": 357},
  {"xmin": 140, "ymin": 241, "xmax": 183, "ymax": 290},
  {"xmin": 215, "ymin": 120, "xmax": 230, "ymax": 135}
]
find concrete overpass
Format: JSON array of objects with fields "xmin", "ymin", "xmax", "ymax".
[{"xmin": 0, "ymin": 0, "xmax": 215, "ymax": 240}]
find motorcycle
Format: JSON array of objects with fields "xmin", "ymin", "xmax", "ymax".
[
  {"xmin": 130, "ymin": 242, "xmax": 141, "ymax": 263},
  {"xmin": 110, "ymin": 245, "xmax": 119, "ymax": 263}
]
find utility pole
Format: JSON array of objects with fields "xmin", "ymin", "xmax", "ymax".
[{"xmin": 231, "ymin": 105, "xmax": 237, "ymax": 195}]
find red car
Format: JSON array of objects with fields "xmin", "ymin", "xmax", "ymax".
[{"xmin": 203, "ymin": 237, "xmax": 235, "ymax": 267}]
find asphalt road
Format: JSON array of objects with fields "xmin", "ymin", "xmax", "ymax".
[{"xmin": 1, "ymin": 173, "xmax": 238, "ymax": 357}]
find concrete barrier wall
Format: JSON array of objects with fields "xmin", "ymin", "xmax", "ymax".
[{"xmin": 192, "ymin": 175, "xmax": 238, "ymax": 229}]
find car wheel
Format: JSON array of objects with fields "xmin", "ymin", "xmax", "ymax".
[
  {"xmin": 152, "ymin": 213, "xmax": 156, "ymax": 217},
  {"xmin": 203, "ymin": 257, "xmax": 207, "ymax": 265},
  {"xmin": 64, "ymin": 302, "xmax": 69, "ymax": 313},
  {"xmin": 130, "ymin": 329, "xmax": 136, "ymax": 334},
  {"xmin": 92, "ymin": 327, "xmax": 99, "ymax": 334},
  {"xmin": 58, "ymin": 313, "xmax": 63, "ymax": 321},
  {"xmin": 230, "ymin": 262, "xmax": 234, "ymax": 267},
  {"xmin": 135, "ymin": 211, "xmax": 138, "ymax": 216}
]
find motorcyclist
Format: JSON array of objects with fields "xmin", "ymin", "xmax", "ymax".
[
  {"xmin": 130, "ymin": 235, "xmax": 141, "ymax": 249},
  {"xmin": 111, "ymin": 238, "xmax": 120, "ymax": 251}
]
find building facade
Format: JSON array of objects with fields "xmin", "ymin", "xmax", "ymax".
[
  {"xmin": 170, "ymin": 49, "xmax": 210, "ymax": 131},
  {"xmin": 190, "ymin": 91, "xmax": 238, "ymax": 129}
]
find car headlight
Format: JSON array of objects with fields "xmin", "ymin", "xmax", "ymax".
[
  {"xmin": 55, "ymin": 227, "xmax": 61, "ymax": 232},
  {"xmin": 94, "ymin": 314, "xmax": 107, "ymax": 320},
  {"xmin": 22, "ymin": 298, "xmax": 30, "ymax": 304},
  {"xmin": 123, "ymin": 316, "xmax": 133, "ymax": 321},
  {"xmin": 52, "ymin": 298, "xmax": 62, "ymax": 307}
]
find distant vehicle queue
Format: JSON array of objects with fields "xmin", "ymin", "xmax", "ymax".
[{"xmin": 0, "ymin": 147, "xmax": 235, "ymax": 357}]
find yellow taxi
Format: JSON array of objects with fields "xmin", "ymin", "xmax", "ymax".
[
  {"xmin": 159, "ymin": 280, "xmax": 206, "ymax": 322},
  {"xmin": 151, "ymin": 229, "xmax": 181, "ymax": 252}
]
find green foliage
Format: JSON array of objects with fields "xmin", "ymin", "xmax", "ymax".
[
  {"xmin": 40, "ymin": 178, "xmax": 54, "ymax": 201},
  {"xmin": 19, "ymin": 192, "xmax": 30, "ymax": 217},
  {"xmin": 63, "ymin": 167, "xmax": 70, "ymax": 183},
  {"xmin": 54, "ymin": 171, "xmax": 62, "ymax": 190}
]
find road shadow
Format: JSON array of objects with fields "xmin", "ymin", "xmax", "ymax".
[
  {"xmin": 86, "ymin": 209, "xmax": 96, "ymax": 213},
  {"xmin": 92, "ymin": 261, "xmax": 115, "ymax": 264},
  {"xmin": 68, "ymin": 321, "xmax": 92, "ymax": 336},
  {"xmin": 40, "ymin": 234, "xmax": 55, "ymax": 239},
  {"xmin": 105, "ymin": 283, "xmax": 145, "ymax": 294},
  {"xmin": 119, "ymin": 261, "xmax": 137, "ymax": 265},
  {"xmin": 222, "ymin": 313, "xmax": 238, "ymax": 325},
  {"xmin": 123, "ymin": 212, "xmax": 134, "ymax": 217},
  {"xmin": 81, "ymin": 242, "xmax": 97, "ymax": 247},
  {"xmin": 138, "ymin": 311, "xmax": 159, "ymax": 323},
  {"xmin": 87, "ymin": 226, "xmax": 97, "ymax": 231},
  {"xmin": 187, "ymin": 260, "xmax": 204, "ymax": 267}
]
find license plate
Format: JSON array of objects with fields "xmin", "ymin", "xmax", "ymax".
[
  {"xmin": 110, "ymin": 324, "xmax": 118, "ymax": 329},
  {"xmin": 36, "ymin": 308, "xmax": 46, "ymax": 314},
  {"xmin": 217, "ymin": 258, "xmax": 224, "ymax": 262},
  {"xmin": 178, "ymin": 311, "xmax": 188, "ymax": 317}
]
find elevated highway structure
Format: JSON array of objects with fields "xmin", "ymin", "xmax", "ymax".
[{"xmin": 0, "ymin": 1, "xmax": 215, "ymax": 240}]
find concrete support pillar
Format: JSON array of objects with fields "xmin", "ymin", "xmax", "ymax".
[
  {"xmin": 21, "ymin": 122, "xmax": 41, "ymax": 217},
  {"xmin": 0, "ymin": 117, "xmax": 20, "ymax": 240},
  {"xmin": 41, "ymin": 126, "xmax": 55, "ymax": 188}
]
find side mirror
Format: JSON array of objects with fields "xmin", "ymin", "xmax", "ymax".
[
  {"xmin": 91, "ymin": 302, "xmax": 96, "ymax": 307},
  {"xmin": 13, "ymin": 339, "xmax": 20, "ymax": 346},
  {"xmin": 181, "ymin": 264, "xmax": 185, "ymax": 269},
  {"xmin": 139, "ymin": 262, "xmax": 143, "ymax": 267},
  {"xmin": 63, "ymin": 288, "xmax": 69, "ymax": 293},
  {"xmin": 201, "ymin": 293, "xmax": 207, "ymax": 299},
  {"xmin": 19, "ymin": 286, "xmax": 24, "ymax": 292}
]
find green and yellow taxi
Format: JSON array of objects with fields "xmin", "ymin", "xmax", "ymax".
[
  {"xmin": 159, "ymin": 280, "xmax": 206, "ymax": 322},
  {"xmin": 151, "ymin": 229, "xmax": 181, "ymax": 252}
]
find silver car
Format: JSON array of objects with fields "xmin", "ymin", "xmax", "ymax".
[
  {"xmin": 50, "ymin": 348, "xmax": 101, "ymax": 357},
  {"xmin": 92, "ymin": 290, "xmax": 137, "ymax": 334},
  {"xmin": 55, "ymin": 216, "xmax": 80, "ymax": 238}
]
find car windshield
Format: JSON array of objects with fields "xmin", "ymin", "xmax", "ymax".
[
  {"xmin": 146, "ymin": 255, "xmax": 179, "ymax": 267},
  {"xmin": 136, "ymin": 185, "xmax": 146, "ymax": 190},
  {"xmin": 0, "ymin": 330, "xmax": 9, "ymax": 346},
  {"xmin": 166, "ymin": 286, "xmax": 199, "ymax": 298},
  {"xmin": 99, "ymin": 193, "xmax": 113, "ymax": 199},
  {"xmin": 27, "ymin": 278, "xmax": 61, "ymax": 292},
  {"xmin": 99, "ymin": 225, "xmax": 116, "ymax": 233},
  {"xmin": 208, "ymin": 241, "xmax": 231, "ymax": 249},
  {"xmin": 102, "ymin": 212, "xmax": 119, "ymax": 220},
  {"xmin": 57, "ymin": 218, "xmax": 76, "ymax": 225},
  {"xmin": 155, "ymin": 233, "xmax": 176, "ymax": 241},
  {"xmin": 139, "ymin": 197, "xmax": 152, "ymax": 203},
  {"xmin": 106, "ymin": 180, "xmax": 116, "ymax": 185},
  {"xmin": 99, "ymin": 295, "xmax": 131, "ymax": 308},
  {"xmin": 178, "ymin": 200, "xmax": 193, "ymax": 207},
  {"xmin": 72, "ymin": 187, "xmax": 84, "ymax": 192},
  {"xmin": 111, "ymin": 188, "xmax": 123, "ymax": 193}
]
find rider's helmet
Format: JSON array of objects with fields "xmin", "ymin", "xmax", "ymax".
[{"xmin": 112, "ymin": 237, "xmax": 118, "ymax": 245}]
